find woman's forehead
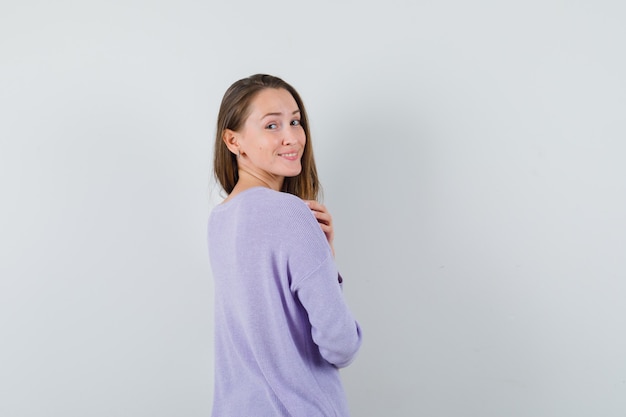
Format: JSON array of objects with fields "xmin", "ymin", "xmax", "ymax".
[{"xmin": 248, "ymin": 88, "xmax": 299, "ymax": 116}]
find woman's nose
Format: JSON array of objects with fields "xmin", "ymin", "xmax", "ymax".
[{"xmin": 282, "ymin": 134, "xmax": 294, "ymax": 145}]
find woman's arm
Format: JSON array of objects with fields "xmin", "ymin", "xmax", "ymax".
[
  {"xmin": 305, "ymin": 200, "xmax": 335, "ymax": 257},
  {"xmin": 285, "ymin": 197, "xmax": 361, "ymax": 367},
  {"xmin": 294, "ymin": 256, "xmax": 362, "ymax": 368}
]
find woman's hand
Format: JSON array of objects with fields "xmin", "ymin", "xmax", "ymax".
[{"xmin": 305, "ymin": 200, "xmax": 335, "ymax": 257}]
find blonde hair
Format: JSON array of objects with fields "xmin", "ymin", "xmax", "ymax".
[{"xmin": 213, "ymin": 74, "xmax": 320, "ymax": 201}]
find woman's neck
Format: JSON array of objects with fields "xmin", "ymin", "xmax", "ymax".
[{"xmin": 223, "ymin": 170, "xmax": 283, "ymax": 203}]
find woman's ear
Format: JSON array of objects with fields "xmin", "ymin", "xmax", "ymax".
[{"xmin": 222, "ymin": 129, "xmax": 239, "ymax": 156}]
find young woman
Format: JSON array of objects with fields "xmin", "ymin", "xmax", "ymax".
[{"xmin": 208, "ymin": 74, "xmax": 362, "ymax": 416}]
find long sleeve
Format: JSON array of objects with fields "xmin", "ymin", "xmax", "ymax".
[
  {"xmin": 280, "ymin": 196, "xmax": 362, "ymax": 368},
  {"xmin": 293, "ymin": 255, "xmax": 362, "ymax": 367}
]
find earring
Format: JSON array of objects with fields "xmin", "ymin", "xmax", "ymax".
[{"xmin": 237, "ymin": 150, "xmax": 241, "ymax": 158}]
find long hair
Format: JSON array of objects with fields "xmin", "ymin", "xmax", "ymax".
[{"xmin": 213, "ymin": 74, "xmax": 321, "ymax": 201}]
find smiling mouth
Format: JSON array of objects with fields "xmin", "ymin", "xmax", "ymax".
[{"xmin": 279, "ymin": 152, "xmax": 298, "ymax": 157}]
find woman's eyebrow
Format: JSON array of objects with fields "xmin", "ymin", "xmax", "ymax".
[{"xmin": 261, "ymin": 110, "xmax": 301, "ymax": 118}]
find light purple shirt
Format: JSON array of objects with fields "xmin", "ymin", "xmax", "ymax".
[{"xmin": 208, "ymin": 187, "xmax": 362, "ymax": 416}]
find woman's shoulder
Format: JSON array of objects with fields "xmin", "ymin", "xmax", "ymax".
[
  {"xmin": 217, "ymin": 187, "xmax": 309, "ymax": 217},
  {"xmin": 233, "ymin": 188, "xmax": 318, "ymax": 235},
  {"xmin": 248, "ymin": 187, "xmax": 309, "ymax": 215}
]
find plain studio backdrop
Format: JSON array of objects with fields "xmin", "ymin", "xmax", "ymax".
[{"xmin": 1, "ymin": 1, "xmax": 625, "ymax": 416}]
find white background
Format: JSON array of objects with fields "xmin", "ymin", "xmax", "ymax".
[{"xmin": 2, "ymin": 1, "xmax": 625, "ymax": 416}]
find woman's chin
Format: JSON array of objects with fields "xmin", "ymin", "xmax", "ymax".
[{"xmin": 283, "ymin": 167, "xmax": 303, "ymax": 178}]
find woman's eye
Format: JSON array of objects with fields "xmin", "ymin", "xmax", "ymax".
[
  {"xmin": 291, "ymin": 120, "xmax": 301, "ymax": 126},
  {"xmin": 266, "ymin": 123, "xmax": 278, "ymax": 130}
]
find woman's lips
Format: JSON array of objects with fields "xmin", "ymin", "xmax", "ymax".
[{"xmin": 279, "ymin": 152, "xmax": 299, "ymax": 160}]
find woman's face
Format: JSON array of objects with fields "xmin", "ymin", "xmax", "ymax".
[{"xmin": 235, "ymin": 88, "xmax": 306, "ymax": 188}]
